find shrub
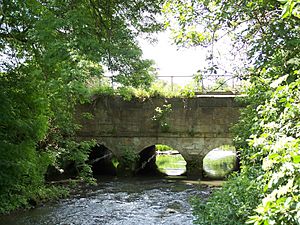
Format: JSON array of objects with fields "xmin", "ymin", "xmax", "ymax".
[{"xmin": 192, "ymin": 170, "xmax": 262, "ymax": 225}]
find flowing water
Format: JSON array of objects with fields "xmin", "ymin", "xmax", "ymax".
[{"xmin": 0, "ymin": 177, "xmax": 212, "ymax": 225}]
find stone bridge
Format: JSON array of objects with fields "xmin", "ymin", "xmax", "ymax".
[{"xmin": 76, "ymin": 95, "xmax": 243, "ymax": 177}]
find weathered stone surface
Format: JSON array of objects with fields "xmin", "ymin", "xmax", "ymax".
[{"xmin": 75, "ymin": 96, "xmax": 243, "ymax": 177}]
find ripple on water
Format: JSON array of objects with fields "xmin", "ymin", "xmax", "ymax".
[{"xmin": 0, "ymin": 178, "xmax": 210, "ymax": 225}]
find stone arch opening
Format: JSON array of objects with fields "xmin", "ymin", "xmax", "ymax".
[
  {"xmin": 88, "ymin": 144, "xmax": 118, "ymax": 176},
  {"xmin": 135, "ymin": 145, "xmax": 159, "ymax": 175},
  {"xmin": 135, "ymin": 144, "xmax": 187, "ymax": 176},
  {"xmin": 203, "ymin": 145, "xmax": 238, "ymax": 179}
]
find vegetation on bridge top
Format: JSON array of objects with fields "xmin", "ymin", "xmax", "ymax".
[{"xmin": 87, "ymin": 77, "xmax": 245, "ymax": 101}]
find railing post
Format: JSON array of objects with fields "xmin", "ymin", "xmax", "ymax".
[
  {"xmin": 111, "ymin": 76, "xmax": 114, "ymax": 89},
  {"xmin": 103, "ymin": 74, "xmax": 237, "ymax": 93}
]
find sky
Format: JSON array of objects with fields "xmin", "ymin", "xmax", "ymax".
[
  {"xmin": 139, "ymin": 31, "xmax": 207, "ymax": 85},
  {"xmin": 138, "ymin": 30, "xmax": 245, "ymax": 87},
  {"xmin": 139, "ymin": 31, "xmax": 207, "ymax": 76}
]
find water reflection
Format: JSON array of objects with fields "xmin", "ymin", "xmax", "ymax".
[
  {"xmin": 203, "ymin": 148, "xmax": 237, "ymax": 179},
  {"xmin": 156, "ymin": 154, "xmax": 186, "ymax": 176}
]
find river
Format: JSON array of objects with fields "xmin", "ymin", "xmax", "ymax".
[{"xmin": 0, "ymin": 176, "xmax": 213, "ymax": 225}]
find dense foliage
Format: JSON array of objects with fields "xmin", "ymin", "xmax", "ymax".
[
  {"xmin": 0, "ymin": 0, "xmax": 163, "ymax": 213},
  {"xmin": 164, "ymin": 0, "xmax": 300, "ymax": 224}
]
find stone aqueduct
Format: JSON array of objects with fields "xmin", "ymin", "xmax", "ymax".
[{"xmin": 76, "ymin": 95, "xmax": 243, "ymax": 176}]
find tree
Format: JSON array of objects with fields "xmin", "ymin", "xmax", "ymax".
[
  {"xmin": 164, "ymin": 0, "xmax": 300, "ymax": 224},
  {"xmin": 0, "ymin": 0, "xmax": 163, "ymax": 213}
]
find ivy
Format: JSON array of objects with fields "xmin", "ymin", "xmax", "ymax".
[{"xmin": 152, "ymin": 104, "xmax": 173, "ymax": 132}]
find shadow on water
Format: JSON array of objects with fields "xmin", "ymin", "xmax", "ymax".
[{"xmin": 0, "ymin": 176, "xmax": 217, "ymax": 225}]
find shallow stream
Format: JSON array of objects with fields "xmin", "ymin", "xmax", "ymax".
[{"xmin": 0, "ymin": 177, "xmax": 212, "ymax": 225}]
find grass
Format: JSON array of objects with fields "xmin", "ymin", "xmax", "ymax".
[
  {"xmin": 156, "ymin": 154, "xmax": 186, "ymax": 175},
  {"xmin": 155, "ymin": 144, "xmax": 173, "ymax": 151}
]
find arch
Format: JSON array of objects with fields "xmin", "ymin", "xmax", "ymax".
[
  {"xmin": 136, "ymin": 143, "xmax": 187, "ymax": 176},
  {"xmin": 202, "ymin": 144, "xmax": 238, "ymax": 179},
  {"xmin": 88, "ymin": 144, "xmax": 118, "ymax": 176},
  {"xmin": 138, "ymin": 139, "xmax": 190, "ymax": 163},
  {"xmin": 135, "ymin": 145, "xmax": 159, "ymax": 175},
  {"xmin": 94, "ymin": 139, "xmax": 119, "ymax": 157},
  {"xmin": 202, "ymin": 138, "xmax": 234, "ymax": 155}
]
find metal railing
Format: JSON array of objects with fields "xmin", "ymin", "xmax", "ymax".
[
  {"xmin": 157, "ymin": 75, "xmax": 240, "ymax": 93},
  {"xmin": 104, "ymin": 74, "xmax": 242, "ymax": 93}
]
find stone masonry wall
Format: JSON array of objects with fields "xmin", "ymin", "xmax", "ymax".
[{"xmin": 76, "ymin": 95, "xmax": 243, "ymax": 176}]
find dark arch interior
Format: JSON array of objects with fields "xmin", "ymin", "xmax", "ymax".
[
  {"xmin": 135, "ymin": 145, "xmax": 162, "ymax": 175},
  {"xmin": 136, "ymin": 144, "xmax": 187, "ymax": 176},
  {"xmin": 88, "ymin": 144, "xmax": 117, "ymax": 176}
]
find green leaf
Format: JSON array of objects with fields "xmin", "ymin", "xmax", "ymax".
[
  {"xmin": 287, "ymin": 58, "xmax": 300, "ymax": 65},
  {"xmin": 292, "ymin": 5, "xmax": 300, "ymax": 18},
  {"xmin": 281, "ymin": 2, "xmax": 291, "ymax": 18},
  {"xmin": 270, "ymin": 75, "xmax": 289, "ymax": 88},
  {"xmin": 281, "ymin": 0, "xmax": 298, "ymax": 18},
  {"xmin": 292, "ymin": 155, "xmax": 300, "ymax": 163}
]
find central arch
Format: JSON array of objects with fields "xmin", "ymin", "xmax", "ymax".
[{"xmin": 135, "ymin": 144, "xmax": 187, "ymax": 176}]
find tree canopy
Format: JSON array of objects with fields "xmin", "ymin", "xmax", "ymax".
[
  {"xmin": 0, "ymin": 0, "xmax": 163, "ymax": 213},
  {"xmin": 163, "ymin": 0, "xmax": 300, "ymax": 224}
]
